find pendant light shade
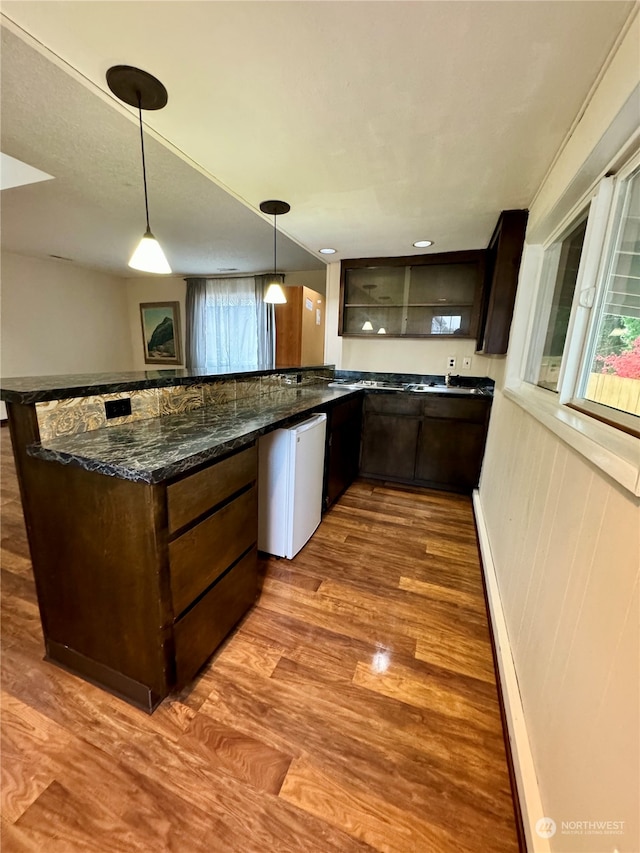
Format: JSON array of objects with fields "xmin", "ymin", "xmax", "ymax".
[
  {"xmin": 107, "ymin": 65, "xmax": 172, "ymax": 275},
  {"xmin": 264, "ymin": 282, "xmax": 287, "ymax": 304},
  {"xmin": 260, "ymin": 200, "xmax": 290, "ymax": 304},
  {"xmin": 362, "ymin": 320, "xmax": 374, "ymax": 331},
  {"xmin": 129, "ymin": 228, "xmax": 171, "ymax": 274},
  {"xmin": 264, "ymin": 279, "xmax": 287, "ymax": 304}
]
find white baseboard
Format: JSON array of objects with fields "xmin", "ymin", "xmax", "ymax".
[{"xmin": 473, "ymin": 489, "xmax": 550, "ymax": 853}]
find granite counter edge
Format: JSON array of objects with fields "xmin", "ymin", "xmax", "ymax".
[
  {"xmin": 26, "ymin": 389, "xmax": 362, "ymax": 484},
  {"xmin": 1, "ymin": 365, "xmax": 335, "ymax": 404}
]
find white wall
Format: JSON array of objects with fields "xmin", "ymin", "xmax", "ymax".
[
  {"xmin": 124, "ymin": 275, "xmax": 187, "ymax": 371},
  {"xmin": 478, "ymin": 13, "xmax": 640, "ymax": 852},
  {"xmin": 0, "ymin": 251, "xmax": 134, "ymax": 416},
  {"xmin": 324, "ymin": 261, "xmax": 505, "ymax": 381},
  {"xmin": 285, "ymin": 268, "xmax": 326, "ymax": 296}
]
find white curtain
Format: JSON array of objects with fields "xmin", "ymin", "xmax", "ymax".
[{"xmin": 185, "ymin": 276, "xmax": 275, "ymax": 371}]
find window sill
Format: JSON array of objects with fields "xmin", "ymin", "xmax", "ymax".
[{"xmin": 503, "ymin": 381, "xmax": 640, "ymax": 496}]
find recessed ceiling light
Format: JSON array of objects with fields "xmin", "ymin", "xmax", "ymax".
[
  {"xmin": 319, "ymin": 248, "xmax": 336, "ymax": 255},
  {"xmin": 413, "ymin": 240, "xmax": 433, "ymax": 248}
]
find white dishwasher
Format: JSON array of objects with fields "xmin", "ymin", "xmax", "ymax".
[{"xmin": 258, "ymin": 413, "xmax": 327, "ymax": 559}]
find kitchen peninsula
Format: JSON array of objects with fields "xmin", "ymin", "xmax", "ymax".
[
  {"xmin": 1, "ymin": 365, "xmax": 359, "ymax": 711},
  {"xmin": 1, "ymin": 365, "xmax": 493, "ymax": 712}
]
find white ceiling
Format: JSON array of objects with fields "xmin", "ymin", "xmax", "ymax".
[{"xmin": 0, "ymin": 1, "xmax": 634, "ymax": 278}]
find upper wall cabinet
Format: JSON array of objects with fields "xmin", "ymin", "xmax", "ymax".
[
  {"xmin": 476, "ymin": 209, "xmax": 528, "ymax": 355},
  {"xmin": 339, "ymin": 251, "xmax": 486, "ymax": 338}
]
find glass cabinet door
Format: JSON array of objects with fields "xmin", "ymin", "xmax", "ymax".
[
  {"xmin": 343, "ymin": 266, "xmax": 406, "ymax": 335},
  {"xmin": 340, "ymin": 252, "xmax": 484, "ymax": 338}
]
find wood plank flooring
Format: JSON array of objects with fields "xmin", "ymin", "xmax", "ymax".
[{"xmin": 0, "ymin": 428, "xmax": 519, "ymax": 852}]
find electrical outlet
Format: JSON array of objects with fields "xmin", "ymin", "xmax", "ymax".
[
  {"xmin": 462, "ymin": 357, "xmax": 472, "ymax": 369},
  {"xmin": 105, "ymin": 398, "xmax": 132, "ymax": 419},
  {"xmin": 447, "ymin": 356, "xmax": 456, "ymax": 369}
]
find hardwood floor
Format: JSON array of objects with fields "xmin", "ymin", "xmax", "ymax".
[{"xmin": 0, "ymin": 429, "xmax": 519, "ymax": 852}]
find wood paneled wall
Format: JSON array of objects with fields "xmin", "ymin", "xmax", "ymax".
[{"xmin": 478, "ymin": 391, "xmax": 639, "ymax": 851}]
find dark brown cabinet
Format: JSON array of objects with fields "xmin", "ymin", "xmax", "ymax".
[
  {"xmin": 339, "ymin": 251, "xmax": 486, "ymax": 339},
  {"xmin": 476, "ymin": 209, "xmax": 528, "ymax": 355},
  {"xmin": 360, "ymin": 394, "xmax": 422, "ymax": 480},
  {"xmin": 6, "ymin": 400, "xmax": 259, "ymax": 713},
  {"xmin": 414, "ymin": 398, "xmax": 491, "ymax": 491},
  {"xmin": 359, "ymin": 392, "xmax": 491, "ymax": 493},
  {"xmin": 323, "ymin": 395, "xmax": 363, "ymax": 509}
]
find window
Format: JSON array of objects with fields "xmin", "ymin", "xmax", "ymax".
[
  {"xmin": 523, "ymin": 151, "xmax": 640, "ymax": 436},
  {"xmin": 185, "ymin": 276, "xmax": 275, "ymax": 372},
  {"xmin": 431, "ymin": 315, "xmax": 462, "ymax": 335},
  {"xmin": 577, "ymin": 166, "xmax": 640, "ymax": 424},
  {"xmin": 527, "ymin": 217, "xmax": 588, "ymax": 391}
]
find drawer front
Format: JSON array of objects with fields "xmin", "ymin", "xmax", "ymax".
[
  {"xmin": 173, "ymin": 547, "xmax": 257, "ymax": 688},
  {"xmin": 364, "ymin": 393, "xmax": 422, "ymax": 417},
  {"xmin": 169, "ymin": 486, "xmax": 257, "ymax": 616},
  {"xmin": 421, "ymin": 397, "xmax": 490, "ymax": 422},
  {"xmin": 167, "ymin": 445, "xmax": 257, "ymax": 534}
]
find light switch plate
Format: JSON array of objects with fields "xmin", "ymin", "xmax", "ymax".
[{"xmin": 462, "ymin": 357, "xmax": 472, "ymax": 369}]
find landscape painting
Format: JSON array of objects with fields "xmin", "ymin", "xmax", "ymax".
[{"xmin": 140, "ymin": 302, "xmax": 182, "ymax": 365}]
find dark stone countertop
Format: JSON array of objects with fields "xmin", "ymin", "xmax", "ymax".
[
  {"xmin": 27, "ymin": 386, "xmax": 359, "ymax": 484},
  {"xmin": 0, "ymin": 365, "xmax": 333, "ymax": 404}
]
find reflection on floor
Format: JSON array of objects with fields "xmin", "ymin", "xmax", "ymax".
[{"xmin": 1, "ymin": 430, "xmax": 518, "ymax": 852}]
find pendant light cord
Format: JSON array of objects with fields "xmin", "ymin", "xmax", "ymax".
[
  {"xmin": 273, "ymin": 213, "xmax": 277, "ymax": 277},
  {"xmin": 137, "ymin": 93, "xmax": 151, "ymax": 234}
]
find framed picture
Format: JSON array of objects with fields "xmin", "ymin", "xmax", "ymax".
[{"xmin": 139, "ymin": 301, "xmax": 183, "ymax": 365}]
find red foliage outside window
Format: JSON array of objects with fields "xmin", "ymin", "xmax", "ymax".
[{"xmin": 596, "ymin": 336, "xmax": 640, "ymax": 379}]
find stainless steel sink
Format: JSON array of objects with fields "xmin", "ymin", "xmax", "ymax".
[
  {"xmin": 328, "ymin": 380, "xmax": 406, "ymax": 391},
  {"xmin": 406, "ymin": 384, "xmax": 485, "ymax": 395},
  {"xmin": 329, "ymin": 380, "xmax": 489, "ymax": 395}
]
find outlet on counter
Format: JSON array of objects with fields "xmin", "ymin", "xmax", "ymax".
[
  {"xmin": 105, "ymin": 398, "xmax": 132, "ymax": 419},
  {"xmin": 447, "ymin": 356, "xmax": 456, "ymax": 369}
]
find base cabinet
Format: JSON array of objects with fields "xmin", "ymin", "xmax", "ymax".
[
  {"xmin": 7, "ymin": 400, "xmax": 259, "ymax": 714},
  {"xmin": 323, "ymin": 395, "xmax": 363, "ymax": 509},
  {"xmin": 415, "ymin": 418, "xmax": 488, "ymax": 491},
  {"xmin": 359, "ymin": 393, "xmax": 491, "ymax": 492},
  {"xmin": 360, "ymin": 394, "xmax": 422, "ymax": 481}
]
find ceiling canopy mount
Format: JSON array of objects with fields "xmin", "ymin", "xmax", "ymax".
[
  {"xmin": 106, "ymin": 65, "xmax": 168, "ymax": 111},
  {"xmin": 259, "ymin": 200, "xmax": 291, "ymax": 217}
]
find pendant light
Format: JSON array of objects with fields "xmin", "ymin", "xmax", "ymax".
[
  {"xmin": 260, "ymin": 200, "xmax": 290, "ymax": 303},
  {"xmin": 362, "ymin": 320, "xmax": 374, "ymax": 331},
  {"xmin": 106, "ymin": 65, "xmax": 171, "ymax": 275}
]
